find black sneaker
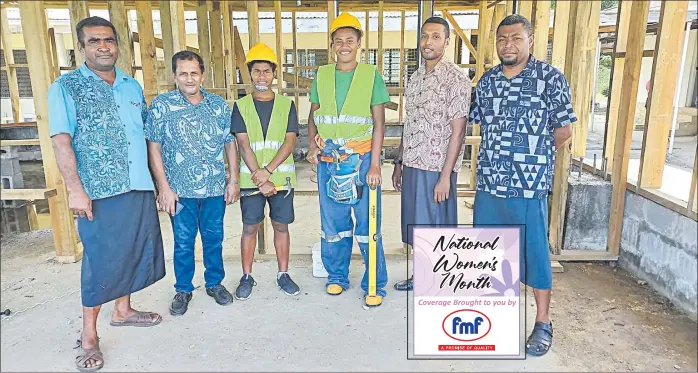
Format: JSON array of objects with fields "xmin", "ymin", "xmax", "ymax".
[
  {"xmin": 206, "ymin": 284, "xmax": 233, "ymax": 306},
  {"xmin": 235, "ymin": 274, "xmax": 256, "ymax": 300},
  {"xmin": 170, "ymin": 292, "xmax": 192, "ymax": 316},
  {"xmin": 277, "ymin": 273, "xmax": 300, "ymax": 296}
]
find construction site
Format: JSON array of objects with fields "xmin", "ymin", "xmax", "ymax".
[{"xmin": 0, "ymin": 0, "xmax": 697, "ymax": 371}]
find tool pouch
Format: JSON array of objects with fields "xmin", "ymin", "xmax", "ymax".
[{"xmin": 326, "ymin": 154, "xmax": 363, "ymax": 205}]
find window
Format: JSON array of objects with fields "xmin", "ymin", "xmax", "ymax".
[{"xmin": 0, "ymin": 50, "xmax": 33, "ymax": 98}]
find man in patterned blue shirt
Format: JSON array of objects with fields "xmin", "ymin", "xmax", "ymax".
[
  {"xmin": 469, "ymin": 15, "xmax": 575, "ymax": 357},
  {"xmin": 145, "ymin": 51, "xmax": 240, "ymax": 316},
  {"xmin": 49, "ymin": 16, "xmax": 166, "ymax": 372}
]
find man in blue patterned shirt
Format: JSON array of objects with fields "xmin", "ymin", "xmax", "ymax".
[
  {"xmin": 145, "ymin": 51, "xmax": 240, "ymax": 316},
  {"xmin": 469, "ymin": 15, "xmax": 575, "ymax": 357},
  {"xmin": 49, "ymin": 17, "xmax": 166, "ymax": 372}
]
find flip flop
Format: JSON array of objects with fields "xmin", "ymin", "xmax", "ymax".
[
  {"xmin": 74, "ymin": 339, "xmax": 104, "ymax": 372},
  {"xmin": 109, "ymin": 311, "xmax": 162, "ymax": 327}
]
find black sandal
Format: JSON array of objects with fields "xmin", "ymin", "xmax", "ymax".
[
  {"xmin": 526, "ymin": 321, "xmax": 553, "ymax": 356},
  {"xmin": 393, "ymin": 276, "xmax": 413, "ymax": 291}
]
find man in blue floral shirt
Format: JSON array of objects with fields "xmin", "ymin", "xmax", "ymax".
[
  {"xmin": 145, "ymin": 51, "xmax": 240, "ymax": 316},
  {"xmin": 470, "ymin": 15, "xmax": 575, "ymax": 357}
]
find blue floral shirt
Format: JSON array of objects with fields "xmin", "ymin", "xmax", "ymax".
[
  {"xmin": 469, "ymin": 56, "xmax": 577, "ymax": 199},
  {"xmin": 145, "ymin": 88, "xmax": 234, "ymax": 199},
  {"xmin": 48, "ymin": 63, "xmax": 155, "ymax": 200}
]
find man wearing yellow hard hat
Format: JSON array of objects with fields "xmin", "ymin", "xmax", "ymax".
[
  {"xmin": 230, "ymin": 42, "xmax": 301, "ymax": 300},
  {"xmin": 307, "ymin": 12, "xmax": 391, "ymax": 307}
]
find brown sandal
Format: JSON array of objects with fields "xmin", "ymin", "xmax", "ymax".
[
  {"xmin": 109, "ymin": 311, "xmax": 162, "ymax": 327},
  {"xmin": 74, "ymin": 339, "xmax": 104, "ymax": 372}
]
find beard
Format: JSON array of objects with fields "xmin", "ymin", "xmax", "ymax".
[{"xmin": 500, "ymin": 56, "xmax": 519, "ymax": 66}]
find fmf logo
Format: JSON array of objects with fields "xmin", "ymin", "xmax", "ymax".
[{"xmin": 442, "ymin": 309, "xmax": 492, "ymax": 342}]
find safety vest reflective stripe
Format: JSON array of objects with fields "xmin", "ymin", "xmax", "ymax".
[
  {"xmin": 240, "ymin": 163, "xmax": 296, "ymax": 174},
  {"xmin": 249, "ymin": 140, "xmax": 284, "ymax": 152},
  {"xmin": 313, "ymin": 114, "xmax": 374, "ymax": 126}
]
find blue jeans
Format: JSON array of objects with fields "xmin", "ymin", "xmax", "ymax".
[
  {"xmin": 317, "ymin": 152, "xmax": 388, "ymax": 297},
  {"xmin": 170, "ymin": 196, "xmax": 226, "ymax": 293}
]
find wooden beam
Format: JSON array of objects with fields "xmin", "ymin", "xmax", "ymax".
[
  {"xmin": 506, "ymin": 0, "xmax": 515, "ymax": 15},
  {"xmin": 518, "ymin": 0, "xmax": 533, "ymax": 21},
  {"xmin": 292, "ymin": 11, "xmax": 299, "ymax": 108},
  {"xmin": 475, "ymin": 1, "xmax": 492, "ymax": 82},
  {"xmin": 209, "ymin": 0, "xmax": 225, "ymax": 88},
  {"xmin": 107, "ymin": 0, "xmax": 134, "ymax": 76},
  {"xmin": 378, "ymin": 1, "xmax": 384, "ymax": 73},
  {"xmin": 548, "ymin": 138, "xmax": 572, "ymax": 255},
  {"xmin": 532, "ymin": 0, "xmax": 550, "ymax": 62},
  {"xmin": 68, "ymin": 0, "xmax": 89, "ymax": 67},
  {"xmin": 222, "ymin": 1, "xmax": 237, "ymax": 99},
  {"xmin": 275, "ymin": 0, "xmax": 283, "ymax": 94},
  {"xmin": 0, "ymin": 139, "xmax": 41, "ymax": 146},
  {"xmin": 550, "ymin": 0, "xmax": 570, "ymax": 72},
  {"xmin": 607, "ymin": 0, "xmax": 650, "ymax": 257},
  {"xmin": 47, "ymin": 28, "xmax": 61, "ymax": 81},
  {"xmin": 135, "ymin": 1, "xmax": 158, "ymax": 103},
  {"xmin": 603, "ymin": 0, "xmax": 632, "ymax": 173},
  {"xmin": 421, "ymin": 0, "xmax": 433, "ymax": 25},
  {"xmin": 196, "ymin": 0, "xmax": 214, "ymax": 87},
  {"xmin": 442, "ymin": 9, "xmax": 477, "ymax": 59},
  {"xmin": 638, "ymin": 1, "xmax": 689, "ymax": 189},
  {"xmin": 491, "ymin": 3, "xmax": 506, "ymax": 65},
  {"xmin": 0, "ymin": 188, "xmax": 57, "ymax": 201},
  {"xmin": 160, "ymin": 0, "xmax": 186, "ymax": 80},
  {"xmin": 568, "ymin": 0, "xmax": 601, "ymax": 158},
  {"xmin": 327, "ymin": 0, "xmax": 335, "ymax": 54},
  {"xmin": 1, "ymin": 7, "xmax": 21, "ymax": 122},
  {"xmin": 563, "ymin": 1, "xmax": 578, "ymax": 79},
  {"xmin": 550, "ymin": 250, "xmax": 619, "ymax": 262},
  {"xmin": 247, "ymin": 0, "xmax": 260, "ymax": 48},
  {"xmin": 232, "ymin": 26, "xmax": 252, "ymax": 94},
  {"xmin": 18, "ymin": 0, "xmax": 81, "ymax": 262}
]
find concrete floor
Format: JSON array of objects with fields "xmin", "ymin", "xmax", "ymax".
[{"xmin": 1, "ymin": 190, "xmax": 697, "ymax": 371}]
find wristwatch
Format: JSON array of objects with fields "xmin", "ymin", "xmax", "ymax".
[{"xmin": 393, "ymin": 158, "xmax": 403, "ymax": 165}]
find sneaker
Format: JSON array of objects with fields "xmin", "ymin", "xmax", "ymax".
[
  {"xmin": 170, "ymin": 292, "xmax": 192, "ymax": 316},
  {"xmin": 277, "ymin": 273, "xmax": 300, "ymax": 296},
  {"xmin": 234, "ymin": 274, "xmax": 257, "ymax": 300},
  {"xmin": 206, "ymin": 284, "xmax": 233, "ymax": 306}
]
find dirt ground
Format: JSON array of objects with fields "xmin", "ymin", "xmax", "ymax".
[{"xmin": 1, "ymin": 209, "xmax": 697, "ymax": 372}]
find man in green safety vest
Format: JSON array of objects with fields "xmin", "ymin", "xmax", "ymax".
[
  {"xmin": 230, "ymin": 42, "xmax": 301, "ymax": 300},
  {"xmin": 307, "ymin": 12, "xmax": 391, "ymax": 307}
]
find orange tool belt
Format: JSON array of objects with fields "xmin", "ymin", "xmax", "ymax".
[{"xmin": 314, "ymin": 135, "xmax": 373, "ymax": 162}]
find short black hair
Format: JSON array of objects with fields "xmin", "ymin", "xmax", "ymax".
[
  {"xmin": 172, "ymin": 50, "xmax": 205, "ymax": 73},
  {"xmin": 75, "ymin": 16, "xmax": 118, "ymax": 46},
  {"xmin": 422, "ymin": 16, "xmax": 450, "ymax": 39},
  {"xmin": 497, "ymin": 14, "xmax": 532, "ymax": 37},
  {"xmin": 331, "ymin": 27, "xmax": 362, "ymax": 41},
  {"xmin": 247, "ymin": 60, "xmax": 277, "ymax": 74}
]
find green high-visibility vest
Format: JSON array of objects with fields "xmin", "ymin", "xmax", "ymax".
[
  {"xmin": 314, "ymin": 63, "xmax": 375, "ymax": 147},
  {"xmin": 236, "ymin": 93, "xmax": 297, "ymax": 189}
]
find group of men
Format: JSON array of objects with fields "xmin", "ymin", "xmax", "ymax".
[{"xmin": 48, "ymin": 11, "xmax": 574, "ymax": 372}]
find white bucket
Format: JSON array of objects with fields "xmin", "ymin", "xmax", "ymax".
[{"xmin": 311, "ymin": 242, "xmax": 328, "ymax": 278}]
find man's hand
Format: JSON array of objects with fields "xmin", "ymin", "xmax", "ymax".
[
  {"xmin": 157, "ymin": 186, "xmax": 179, "ymax": 216},
  {"xmin": 306, "ymin": 146, "xmax": 320, "ymax": 165},
  {"xmin": 367, "ymin": 164, "xmax": 382, "ymax": 188},
  {"xmin": 392, "ymin": 164, "xmax": 402, "ymax": 192},
  {"xmin": 251, "ymin": 167, "xmax": 271, "ymax": 187},
  {"xmin": 259, "ymin": 181, "xmax": 277, "ymax": 197},
  {"xmin": 433, "ymin": 177, "xmax": 450, "ymax": 203},
  {"xmin": 68, "ymin": 189, "xmax": 93, "ymax": 221},
  {"xmin": 224, "ymin": 181, "xmax": 240, "ymax": 205}
]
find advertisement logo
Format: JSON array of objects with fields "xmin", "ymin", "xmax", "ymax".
[{"xmin": 442, "ymin": 309, "xmax": 492, "ymax": 342}]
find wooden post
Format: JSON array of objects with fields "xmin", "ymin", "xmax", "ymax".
[
  {"xmin": 68, "ymin": 0, "xmax": 89, "ymax": 67},
  {"xmin": 420, "ymin": 0, "xmax": 433, "ymax": 25},
  {"xmin": 196, "ymin": 0, "xmax": 214, "ymax": 87},
  {"xmin": 568, "ymin": 0, "xmax": 601, "ymax": 158},
  {"xmin": 19, "ymin": 1, "xmax": 81, "ymax": 263},
  {"xmin": 160, "ymin": 0, "xmax": 186, "ymax": 80},
  {"xmin": 602, "ymin": 0, "xmax": 632, "ymax": 173},
  {"xmin": 550, "ymin": 0, "xmax": 570, "ymax": 73},
  {"xmin": 0, "ymin": 8, "xmax": 20, "ymax": 122},
  {"xmin": 292, "ymin": 11, "xmax": 298, "ymax": 108},
  {"xmin": 209, "ymin": 1, "xmax": 225, "ymax": 88},
  {"xmin": 327, "ymin": 0, "xmax": 336, "ymax": 54},
  {"xmin": 518, "ymin": 0, "xmax": 533, "ymax": 21},
  {"xmin": 563, "ymin": 1, "xmax": 579, "ymax": 79},
  {"xmin": 107, "ymin": 0, "xmax": 134, "ymax": 77},
  {"xmin": 532, "ymin": 0, "xmax": 550, "ymax": 62},
  {"xmin": 442, "ymin": 10, "xmax": 478, "ymax": 62},
  {"xmin": 48, "ymin": 29, "xmax": 61, "ymax": 81},
  {"xmin": 506, "ymin": 0, "xmax": 515, "ymax": 15},
  {"xmin": 275, "ymin": 0, "xmax": 283, "ymax": 94},
  {"xmin": 472, "ymin": 1, "xmax": 492, "ymax": 189},
  {"xmin": 247, "ymin": 1, "xmax": 259, "ymax": 48},
  {"xmin": 607, "ymin": 0, "xmax": 650, "ymax": 257},
  {"xmin": 378, "ymin": 1, "xmax": 384, "ymax": 74},
  {"xmin": 135, "ymin": 0, "xmax": 159, "ymax": 103},
  {"xmin": 222, "ymin": 0, "xmax": 235, "ymax": 99},
  {"xmin": 638, "ymin": 1, "xmax": 689, "ymax": 188},
  {"xmin": 233, "ymin": 26, "xmax": 252, "ymax": 93},
  {"xmin": 491, "ymin": 4, "xmax": 506, "ymax": 66}
]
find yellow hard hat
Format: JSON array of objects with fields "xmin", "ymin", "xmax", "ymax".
[
  {"xmin": 245, "ymin": 42, "xmax": 277, "ymax": 66},
  {"xmin": 330, "ymin": 12, "xmax": 363, "ymax": 37}
]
